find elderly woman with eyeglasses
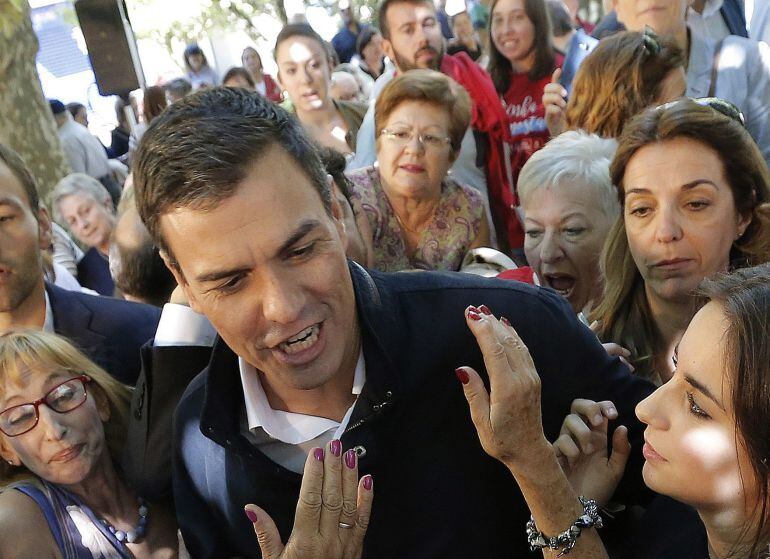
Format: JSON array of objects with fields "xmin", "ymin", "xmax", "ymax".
[
  {"xmin": 346, "ymin": 70, "xmax": 490, "ymax": 272},
  {"xmin": 0, "ymin": 330, "xmax": 179, "ymax": 558}
]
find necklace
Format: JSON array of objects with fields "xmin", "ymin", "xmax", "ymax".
[{"xmin": 100, "ymin": 497, "xmax": 149, "ymax": 545}]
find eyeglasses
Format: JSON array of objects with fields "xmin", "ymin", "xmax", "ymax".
[
  {"xmin": 0, "ymin": 375, "xmax": 91, "ymax": 437},
  {"xmin": 380, "ymin": 127, "xmax": 452, "ymax": 150},
  {"xmin": 656, "ymin": 97, "xmax": 745, "ymax": 127}
]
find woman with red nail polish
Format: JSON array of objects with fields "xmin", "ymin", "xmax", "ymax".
[
  {"xmin": 244, "ymin": 440, "xmax": 374, "ymax": 559},
  {"xmin": 460, "ymin": 264, "xmax": 770, "ymax": 558}
]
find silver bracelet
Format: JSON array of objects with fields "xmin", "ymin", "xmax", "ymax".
[{"xmin": 526, "ymin": 496, "xmax": 603, "ymax": 557}]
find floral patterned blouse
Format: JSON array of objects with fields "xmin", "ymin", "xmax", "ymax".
[{"xmin": 346, "ymin": 165, "xmax": 485, "ymax": 272}]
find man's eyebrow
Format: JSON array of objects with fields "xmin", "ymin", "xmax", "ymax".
[
  {"xmin": 277, "ymin": 219, "xmax": 323, "ymax": 255},
  {"xmin": 684, "ymin": 374, "xmax": 725, "ymax": 411},
  {"xmin": 194, "ymin": 219, "xmax": 323, "ymax": 284}
]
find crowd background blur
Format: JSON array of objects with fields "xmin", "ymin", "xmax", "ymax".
[{"xmin": 2, "ymin": 0, "xmax": 770, "ymax": 557}]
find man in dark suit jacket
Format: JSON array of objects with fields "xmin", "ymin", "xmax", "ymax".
[
  {"xmin": 0, "ymin": 143, "xmax": 159, "ymax": 385},
  {"xmin": 131, "ymin": 87, "xmax": 655, "ymax": 558}
]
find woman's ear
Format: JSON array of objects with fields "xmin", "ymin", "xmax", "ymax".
[
  {"xmin": 0, "ymin": 437, "xmax": 20, "ymax": 466},
  {"xmin": 90, "ymin": 384, "xmax": 111, "ymax": 423}
]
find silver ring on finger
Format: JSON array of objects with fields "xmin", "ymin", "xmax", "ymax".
[{"xmin": 339, "ymin": 522, "xmax": 355, "ymax": 529}]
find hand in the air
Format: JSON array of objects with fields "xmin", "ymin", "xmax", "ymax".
[
  {"xmin": 245, "ymin": 439, "xmax": 373, "ymax": 559},
  {"xmin": 543, "ymin": 68, "xmax": 568, "ymax": 137}
]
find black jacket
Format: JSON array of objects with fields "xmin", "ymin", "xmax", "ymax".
[
  {"xmin": 47, "ymin": 283, "xmax": 160, "ymax": 385},
  {"xmin": 172, "ymin": 264, "xmax": 656, "ymax": 558}
]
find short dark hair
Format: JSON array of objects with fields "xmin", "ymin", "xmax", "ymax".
[
  {"xmin": 317, "ymin": 146, "xmax": 353, "ymax": 198},
  {"xmin": 48, "ymin": 99, "xmax": 66, "ymax": 115},
  {"xmin": 546, "ymin": 0, "xmax": 574, "ymax": 36},
  {"xmin": 0, "ymin": 143, "xmax": 40, "ymax": 214},
  {"xmin": 356, "ymin": 26, "xmax": 380, "ymax": 58},
  {"xmin": 66, "ymin": 102, "xmax": 86, "ymax": 119},
  {"xmin": 183, "ymin": 43, "xmax": 209, "ymax": 72},
  {"xmin": 275, "ymin": 24, "xmax": 329, "ymax": 61},
  {"xmin": 165, "ymin": 78, "xmax": 192, "ymax": 99},
  {"xmin": 132, "ymin": 87, "xmax": 330, "ymax": 269},
  {"xmin": 222, "ymin": 66, "xmax": 256, "ymax": 88},
  {"xmin": 112, "ymin": 225, "xmax": 176, "ymax": 307},
  {"xmin": 487, "ymin": 0, "xmax": 555, "ymax": 91},
  {"xmin": 378, "ymin": 0, "xmax": 435, "ymax": 39}
]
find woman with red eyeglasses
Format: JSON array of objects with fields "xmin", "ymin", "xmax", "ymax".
[{"xmin": 0, "ymin": 330, "xmax": 179, "ymax": 558}]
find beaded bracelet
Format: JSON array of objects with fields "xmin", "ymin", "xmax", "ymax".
[{"xmin": 525, "ymin": 497, "xmax": 603, "ymax": 557}]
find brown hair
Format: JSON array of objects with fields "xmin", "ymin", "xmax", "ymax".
[
  {"xmin": 0, "ymin": 330, "xmax": 131, "ymax": 484},
  {"xmin": 222, "ymin": 66, "xmax": 256, "ymax": 88},
  {"xmin": 487, "ymin": 0, "xmax": 555, "ymax": 93},
  {"xmin": 0, "ymin": 143, "xmax": 40, "ymax": 214},
  {"xmin": 593, "ymin": 99, "xmax": 770, "ymax": 381},
  {"xmin": 132, "ymin": 87, "xmax": 330, "ymax": 271},
  {"xmin": 566, "ymin": 30, "xmax": 685, "ymax": 138},
  {"xmin": 378, "ymin": 0, "xmax": 435, "ymax": 39},
  {"xmin": 699, "ymin": 264, "xmax": 770, "ymax": 557},
  {"xmin": 142, "ymin": 85, "xmax": 167, "ymax": 124},
  {"xmin": 374, "ymin": 69, "xmax": 471, "ymax": 154}
]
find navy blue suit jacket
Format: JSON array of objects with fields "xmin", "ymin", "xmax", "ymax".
[{"xmin": 47, "ymin": 283, "xmax": 161, "ymax": 385}]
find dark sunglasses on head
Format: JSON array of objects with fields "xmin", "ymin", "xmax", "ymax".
[{"xmin": 657, "ymin": 97, "xmax": 746, "ymax": 127}]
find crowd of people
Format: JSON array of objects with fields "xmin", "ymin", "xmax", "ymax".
[{"xmin": 1, "ymin": 0, "xmax": 769, "ymax": 557}]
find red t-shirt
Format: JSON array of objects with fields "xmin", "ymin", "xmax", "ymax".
[{"xmin": 502, "ymin": 55, "xmax": 563, "ymax": 189}]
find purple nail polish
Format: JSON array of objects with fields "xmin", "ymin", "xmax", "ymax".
[
  {"xmin": 363, "ymin": 474, "xmax": 373, "ymax": 491},
  {"xmin": 468, "ymin": 311, "xmax": 482, "ymax": 321},
  {"xmin": 314, "ymin": 447, "xmax": 325, "ymax": 461},
  {"xmin": 345, "ymin": 449, "xmax": 357, "ymax": 469},
  {"xmin": 330, "ymin": 439, "xmax": 342, "ymax": 457},
  {"xmin": 479, "ymin": 304, "xmax": 492, "ymax": 315},
  {"xmin": 245, "ymin": 508, "xmax": 258, "ymax": 523}
]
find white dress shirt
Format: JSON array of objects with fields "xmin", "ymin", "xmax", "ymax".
[{"xmin": 239, "ymin": 352, "xmax": 366, "ymax": 473}]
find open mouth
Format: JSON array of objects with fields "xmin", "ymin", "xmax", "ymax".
[
  {"xmin": 543, "ymin": 273, "xmax": 576, "ymax": 298},
  {"xmin": 279, "ymin": 324, "xmax": 321, "ymax": 355}
]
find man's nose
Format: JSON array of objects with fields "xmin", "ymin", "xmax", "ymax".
[{"xmin": 260, "ymin": 272, "xmax": 305, "ymax": 325}]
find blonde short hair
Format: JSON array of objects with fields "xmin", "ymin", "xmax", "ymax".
[{"xmin": 0, "ymin": 330, "xmax": 131, "ymax": 484}]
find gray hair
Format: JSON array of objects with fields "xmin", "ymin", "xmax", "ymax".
[
  {"xmin": 52, "ymin": 173, "xmax": 112, "ymax": 223},
  {"xmin": 518, "ymin": 130, "xmax": 620, "ymax": 220}
]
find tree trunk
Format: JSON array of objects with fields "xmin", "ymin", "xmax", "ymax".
[
  {"xmin": 0, "ymin": 1, "xmax": 70, "ymax": 202},
  {"xmin": 272, "ymin": 0, "xmax": 288, "ymax": 25}
]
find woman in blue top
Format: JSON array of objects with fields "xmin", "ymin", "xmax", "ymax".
[{"xmin": 0, "ymin": 330, "xmax": 178, "ymax": 558}]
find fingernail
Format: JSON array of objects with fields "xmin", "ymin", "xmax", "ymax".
[
  {"xmin": 363, "ymin": 474, "xmax": 373, "ymax": 491},
  {"xmin": 479, "ymin": 304, "xmax": 492, "ymax": 315},
  {"xmin": 345, "ymin": 449, "xmax": 357, "ymax": 469},
  {"xmin": 330, "ymin": 439, "xmax": 342, "ymax": 457},
  {"xmin": 585, "ymin": 443, "xmax": 594, "ymax": 454},
  {"xmin": 455, "ymin": 367, "xmax": 470, "ymax": 385},
  {"xmin": 593, "ymin": 414, "xmax": 603, "ymax": 426},
  {"xmin": 314, "ymin": 447, "xmax": 325, "ymax": 461},
  {"xmin": 608, "ymin": 407, "xmax": 617, "ymax": 417},
  {"xmin": 468, "ymin": 311, "xmax": 482, "ymax": 321},
  {"xmin": 245, "ymin": 508, "xmax": 258, "ymax": 523},
  {"xmin": 501, "ymin": 316, "xmax": 511, "ymax": 327}
]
